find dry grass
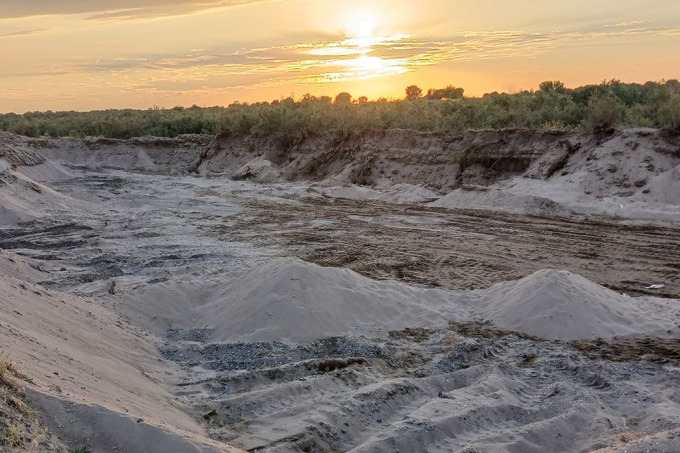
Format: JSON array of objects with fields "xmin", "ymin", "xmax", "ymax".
[{"xmin": 3, "ymin": 425, "xmax": 24, "ymax": 448}]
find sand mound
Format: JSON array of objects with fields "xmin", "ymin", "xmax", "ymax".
[
  {"xmin": 232, "ymin": 157, "xmax": 282, "ymax": 183},
  {"xmin": 316, "ymin": 183, "xmax": 439, "ymax": 204},
  {"xmin": 196, "ymin": 258, "xmax": 464, "ymax": 342},
  {"xmin": 0, "ymin": 157, "xmax": 83, "ymax": 225},
  {"xmin": 429, "ymin": 187, "xmax": 570, "ymax": 216},
  {"xmin": 132, "ymin": 259, "xmax": 680, "ymax": 344},
  {"xmin": 481, "ymin": 269, "xmax": 679, "ymax": 340}
]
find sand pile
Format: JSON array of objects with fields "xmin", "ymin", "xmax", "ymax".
[
  {"xmin": 481, "ymin": 269, "xmax": 679, "ymax": 340},
  {"xmin": 315, "ymin": 182, "xmax": 440, "ymax": 204},
  {"xmin": 0, "ymin": 156, "xmax": 80, "ymax": 225},
  {"xmin": 195, "ymin": 258, "xmax": 465, "ymax": 342},
  {"xmin": 140, "ymin": 258, "xmax": 680, "ymax": 344},
  {"xmin": 188, "ymin": 260, "xmax": 680, "ymax": 343},
  {"xmin": 429, "ymin": 187, "xmax": 570, "ymax": 216}
]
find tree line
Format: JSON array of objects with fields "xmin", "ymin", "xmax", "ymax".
[{"xmin": 0, "ymin": 79, "xmax": 678, "ymax": 140}]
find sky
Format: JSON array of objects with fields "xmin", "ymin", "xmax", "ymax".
[{"xmin": 0, "ymin": 0, "xmax": 679, "ymax": 113}]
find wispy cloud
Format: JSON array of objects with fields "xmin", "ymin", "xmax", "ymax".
[
  {"xmin": 72, "ymin": 25, "xmax": 680, "ymax": 87},
  {"xmin": 0, "ymin": 0, "xmax": 269, "ymax": 20},
  {"xmin": 0, "ymin": 28, "xmax": 51, "ymax": 38},
  {"xmin": 604, "ymin": 20, "xmax": 645, "ymax": 28},
  {"xmin": 5, "ymin": 24, "xmax": 679, "ymax": 95}
]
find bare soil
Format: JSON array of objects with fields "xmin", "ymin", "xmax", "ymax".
[{"xmin": 219, "ymin": 194, "xmax": 680, "ymax": 298}]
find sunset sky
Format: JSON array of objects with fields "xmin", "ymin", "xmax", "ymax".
[{"xmin": 1, "ymin": 0, "xmax": 679, "ymax": 113}]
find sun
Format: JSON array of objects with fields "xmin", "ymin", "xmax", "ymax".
[
  {"xmin": 346, "ymin": 11, "xmax": 380, "ymax": 43},
  {"xmin": 357, "ymin": 19, "xmax": 375, "ymax": 39}
]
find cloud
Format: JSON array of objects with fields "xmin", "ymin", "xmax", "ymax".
[
  {"xmin": 0, "ymin": 0, "xmax": 269, "ymax": 20},
  {"xmin": 604, "ymin": 20, "xmax": 645, "ymax": 28},
  {"xmin": 8, "ymin": 24, "xmax": 680, "ymax": 94},
  {"xmin": 0, "ymin": 28, "xmax": 51, "ymax": 37}
]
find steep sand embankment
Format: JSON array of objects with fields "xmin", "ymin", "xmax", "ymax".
[{"xmin": 28, "ymin": 128, "xmax": 680, "ymax": 221}]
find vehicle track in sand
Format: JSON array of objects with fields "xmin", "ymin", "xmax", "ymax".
[
  {"xmin": 165, "ymin": 323, "xmax": 680, "ymax": 453},
  {"xmin": 216, "ymin": 193, "xmax": 680, "ymax": 299}
]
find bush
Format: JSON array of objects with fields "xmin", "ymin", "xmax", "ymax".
[
  {"xmin": 3, "ymin": 426, "xmax": 24, "ymax": 447},
  {"xmin": 585, "ymin": 95, "xmax": 623, "ymax": 133},
  {"xmin": 1, "ymin": 80, "xmax": 678, "ymax": 138},
  {"xmin": 659, "ymin": 93, "xmax": 680, "ymax": 134}
]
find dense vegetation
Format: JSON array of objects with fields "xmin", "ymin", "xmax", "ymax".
[{"xmin": 1, "ymin": 79, "xmax": 679, "ymax": 140}]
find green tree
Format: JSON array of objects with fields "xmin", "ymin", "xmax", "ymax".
[
  {"xmin": 405, "ymin": 85, "xmax": 422, "ymax": 100},
  {"xmin": 334, "ymin": 92, "xmax": 352, "ymax": 105},
  {"xmin": 539, "ymin": 81, "xmax": 567, "ymax": 94}
]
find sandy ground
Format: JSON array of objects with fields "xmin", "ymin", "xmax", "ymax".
[{"xmin": 1, "ymin": 130, "xmax": 680, "ymax": 452}]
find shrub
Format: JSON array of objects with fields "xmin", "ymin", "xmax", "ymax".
[
  {"xmin": 585, "ymin": 95, "xmax": 623, "ymax": 133},
  {"xmin": 3, "ymin": 426, "xmax": 24, "ymax": 447},
  {"xmin": 334, "ymin": 92, "xmax": 352, "ymax": 105},
  {"xmin": 659, "ymin": 93, "xmax": 680, "ymax": 134},
  {"xmin": 1, "ymin": 80, "xmax": 678, "ymax": 138}
]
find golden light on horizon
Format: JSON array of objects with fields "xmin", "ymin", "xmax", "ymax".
[
  {"xmin": 1, "ymin": 0, "xmax": 679, "ymax": 112},
  {"xmin": 302, "ymin": 9, "xmax": 412, "ymax": 84}
]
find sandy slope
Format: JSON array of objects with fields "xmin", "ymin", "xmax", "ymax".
[
  {"xmin": 0, "ymin": 250, "xmax": 241, "ymax": 453},
  {"xmin": 430, "ymin": 129, "xmax": 680, "ymax": 221}
]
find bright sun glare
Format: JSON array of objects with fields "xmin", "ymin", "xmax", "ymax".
[
  {"xmin": 357, "ymin": 19, "xmax": 375, "ymax": 39},
  {"xmin": 347, "ymin": 11, "xmax": 379, "ymax": 41},
  {"xmin": 305, "ymin": 10, "xmax": 410, "ymax": 83}
]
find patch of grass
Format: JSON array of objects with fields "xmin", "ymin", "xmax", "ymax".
[
  {"xmin": 3, "ymin": 426, "xmax": 24, "ymax": 447},
  {"xmin": 7, "ymin": 395, "xmax": 33, "ymax": 417},
  {"xmin": 32, "ymin": 426, "xmax": 51, "ymax": 446},
  {"xmin": 0, "ymin": 356, "xmax": 33, "ymax": 387}
]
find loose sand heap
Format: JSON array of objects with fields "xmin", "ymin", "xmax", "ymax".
[
  {"xmin": 194, "ymin": 258, "xmax": 461, "ymax": 342},
  {"xmin": 105, "ymin": 257, "xmax": 680, "ymax": 348},
  {"xmin": 158, "ymin": 259, "xmax": 680, "ymax": 343},
  {"xmin": 481, "ymin": 269, "xmax": 680, "ymax": 340}
]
